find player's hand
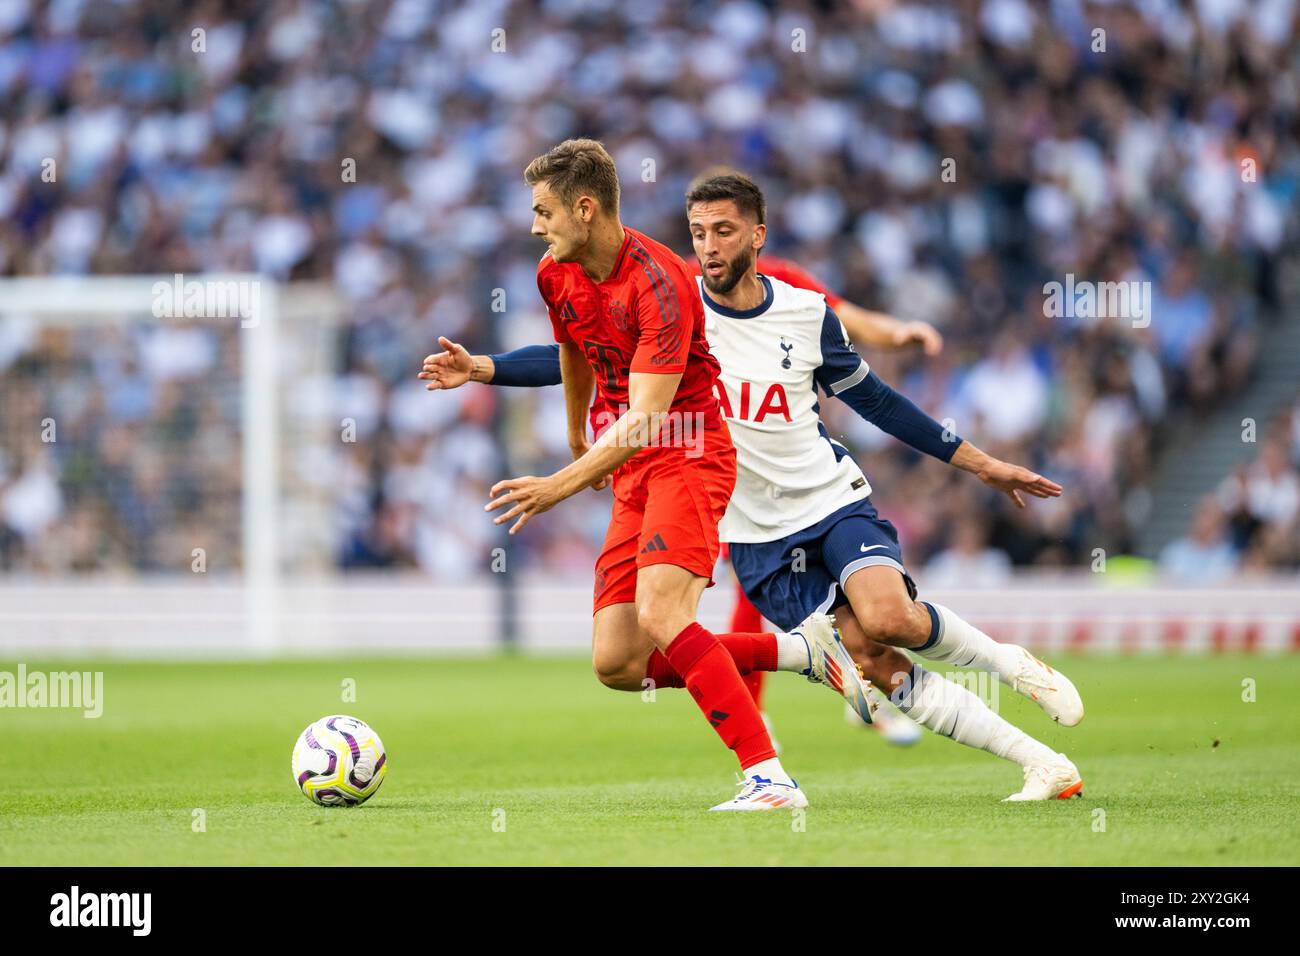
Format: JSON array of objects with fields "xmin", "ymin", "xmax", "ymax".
[
  {"xmin": 486, "ymin": 475, "xmax": 564, "ymax": 535},
  {"xmin": 418, "ymin": 336, "xmax": 473, "ymax": 390},
  {"xmin": 976, "ymin": 459, "xmax": 1063, "ymax": 509},
  {"xmin": 569, "ymin": 435, "xmax": 610, "ymax": 491},
  {"xmin": 891, "ymin": 321, "xmax": 944, "ymax": 356}
]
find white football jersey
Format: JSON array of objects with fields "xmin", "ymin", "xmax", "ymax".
[{"xmin": 702, "ymin": 274, "xmax": 873, "ymax": 543}]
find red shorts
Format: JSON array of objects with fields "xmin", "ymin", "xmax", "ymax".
[{"xmin": 592, "ymin": 423, "xmax": 737, "ymax": 613}]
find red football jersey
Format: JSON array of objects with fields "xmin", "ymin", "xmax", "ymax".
[
  {"xmin": 539, "ymin": 226, "xmax": 722, "ymax": 434},
  {"xmin": 684, "ymin": 254, "xmax": 845, "ymax": 311}
]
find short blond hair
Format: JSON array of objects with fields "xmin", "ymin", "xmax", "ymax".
[{"xmin": 524, "ymin": 138, "xmax": 620, "ymax": 215}]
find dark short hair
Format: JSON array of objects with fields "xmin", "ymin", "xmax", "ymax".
[
  {"xmin": 685, "ymin": 171, "xmax": 766, "ymax": 225},
  {"xmin": 524, "ymin": 138, "xmax": 620, "ymax": 215}
]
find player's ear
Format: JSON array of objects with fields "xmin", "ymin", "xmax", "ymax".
[{"xmin": 752, "ymin": 222, "xmax": 766, "ymax": 251}]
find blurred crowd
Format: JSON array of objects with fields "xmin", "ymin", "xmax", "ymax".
[
  {"xmin": 1159, "ymin": 392, "xmax": 1300, "ymax": 580},
  {"xmin": 1, "ymin": 0, "xmax": 1297, "ymax": 578}
]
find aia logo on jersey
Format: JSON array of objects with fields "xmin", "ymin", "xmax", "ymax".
[{"xmin": 715, "ymin": 380, "xmax": 792, "ymax": 423}]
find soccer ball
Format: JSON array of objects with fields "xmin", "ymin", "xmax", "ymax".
[{"xmin": 292, "ymin": 715, "xmax": 387, "ymax": 806}]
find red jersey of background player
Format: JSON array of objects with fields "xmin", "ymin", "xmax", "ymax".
[
  {"xmin": 684, "ymin": 255, "xmax": 844, "ymax": 311},
  {"xmin": 539, "ymin": 225, "xmax": 722, "ymax": 436}
]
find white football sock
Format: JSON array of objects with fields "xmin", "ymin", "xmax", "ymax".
[
  {"xmin": 916, "ymin": 602, "xmax": 1021, "ymax": 681},
  {"xmin": 774, "ymin": 631, "xmax": 813, "ymax": 674},
  {"xmin": 742, "ymin": 756, "xmax": 794, "ymax": 784},
  {"xmin": 893, "ymin": 664, "xmax": 1057, "ymax": 768}
]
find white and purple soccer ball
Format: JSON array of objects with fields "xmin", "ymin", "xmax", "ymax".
[{"xmin": 292, "ymin": 715, "xmax": 387, "ymax": 806}]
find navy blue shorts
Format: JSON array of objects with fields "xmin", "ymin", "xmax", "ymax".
[{"xmin": 728, "ymin": 498, "xmax": 917, "ymax": 632}]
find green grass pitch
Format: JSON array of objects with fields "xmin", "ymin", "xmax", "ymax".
[{"xmin": 1, "ymin": 654, "xmax": 1297, "ymax": 866}]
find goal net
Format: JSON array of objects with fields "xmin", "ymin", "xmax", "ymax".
[{"xmin": 0, "ymin": 275, "xmax": 342, "ymax": 654}]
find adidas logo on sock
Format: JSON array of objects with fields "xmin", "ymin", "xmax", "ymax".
[{"xmin": 708, "ymin": 709, "xmax": 729, "ymax": 727}]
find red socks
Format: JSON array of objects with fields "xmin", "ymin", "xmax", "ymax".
[
  {"xmin": 644, "ymin": 632, "xmax": 777, "ymax": 688},
  {"xmin": 718, "ymin": 631, "xmax": 779, "ymax": 673},
  {"xmin": 729, "ymin": 586, "xmax": 767, "ymax": 709},
  {"xmin": 662, "ymin": 623, "xmax": 776, "ymax": 768},
  {"xmin": 643, "ymin": 650, "xmax": 686, "ymax": 689},
  {"xmin": 743, "ymin": 671, "xmax": 766, "ymax": 711}
]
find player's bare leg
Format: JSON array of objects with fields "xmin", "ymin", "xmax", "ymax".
[
  {"xmin": 591, "ymin": 602, "xmax": 654, "ymax": 691},
  {"xmin": 588, "ymin": 596, "xmax": 810, "ymax": 806},
  {"xmin": 836, "ymin": 569, "xmax": 1083, "ymax": 800},
  {"xmin": 589, "ymin": 601, "xmax": 822, "ymax": 695},
  {"xmin": 842, "ymin": 565, "xmax": 1084, "ymax": 726},
  {"xmin": 633, "ymin": 562, "xmax": 807, "ymax": 810},
  {"xmin": 591, "ymin": 583, "xmax": 873, "ymax": 725}
]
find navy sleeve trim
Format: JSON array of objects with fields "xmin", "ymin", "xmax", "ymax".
[
  {"xmin": 835, "ymin": 369, "xmax": 961, "ymax": 463},
  {"xmin": 488, "ymin": 344, "xmax": 563, "ymax": 387}
]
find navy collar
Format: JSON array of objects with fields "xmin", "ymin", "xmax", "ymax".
[{"xmin": 701, "ymin": 274, "xmax": 773, "ymax": 319}]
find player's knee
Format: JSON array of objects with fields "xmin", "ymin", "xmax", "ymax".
[{"xmin": 591, "ymin": 654, "xmax": 642, "ymax": 691}]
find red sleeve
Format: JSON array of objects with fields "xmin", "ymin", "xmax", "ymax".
[
  {"xmin": 629, "ymin": 257, "xmax": 693, "ymax": 374},
  {"xmin": 760, "ymin": 256, "xmax": 844, "ymax": 311},
  {"xmin": 537, "ymin": 259, "xmax": 571, "ymax": 344}
]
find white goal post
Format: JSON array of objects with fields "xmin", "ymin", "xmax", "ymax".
[{"xmin": 0, "ymin": 274, "xmax": 342, "ymax": 655}]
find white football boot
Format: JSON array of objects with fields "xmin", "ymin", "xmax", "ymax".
[
  {"xmin": 845, "ymin": 696, "xmax": 923, "ymax": 746},
  {"xmin": 794, "ymin": 613, "xmax": 876, "ymax": 725},
  {"xmin": 1007, "ymin": 647, "xmax": 1085, "ymax": 726},
  {"xmin": 1003, "ymin": 755, "xmax": 1084, "ymax": 801},
  {"xmin": 710, "ymin": 773, "xmax": 809, "ymax": 811}
]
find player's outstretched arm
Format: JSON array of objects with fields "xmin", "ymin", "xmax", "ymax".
[
  {"xmin": 815, "ymin": 306, "xmax": 957, "ymax": 461},
  {"xmin": 830, "ymin": 367, "xmax": 1062, "ymax": 509},
  {"xmin": 837, "ymin": 301, "xmax": 943, "ymax": 356},
  {"xmin": 831, "ymin": 368, "xmax": 1062, "ymax": 509},
  {"xmin": 816, "ymin": 306, "xmax": 1060, "ymax": 508},
  {"xmin": 418, "ymin": 336, "xmax": 486, "ymax": 390},
  {"xmin": 949, "ymin": 442, "xmax": 1062, "ymax": 509},
  {"xmin": 486, "ymin": 369, "xmax": 680, "ymax": 534},
  {"xmin": 420, "ymin": 340, "xmax": 563, "ymax": 390}
]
